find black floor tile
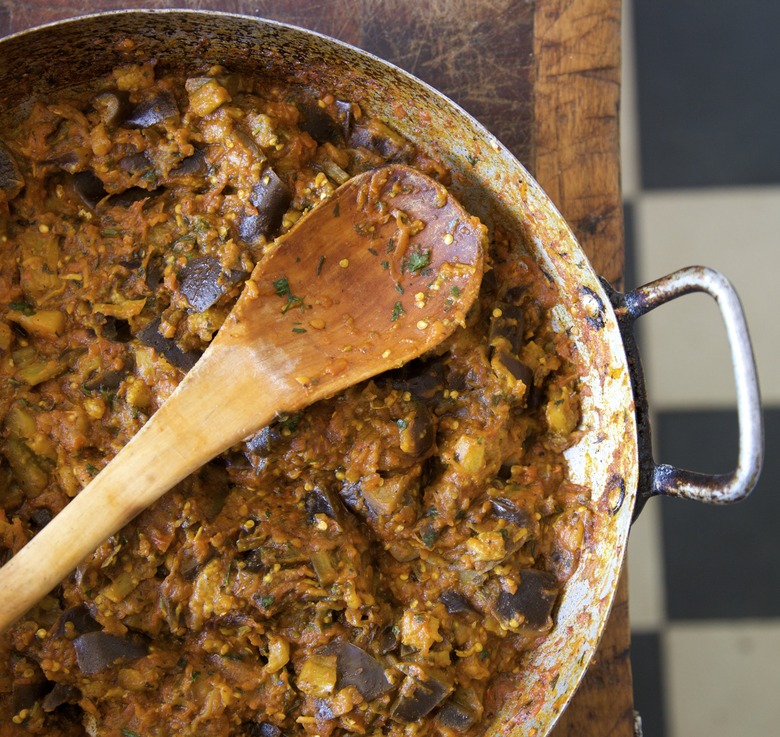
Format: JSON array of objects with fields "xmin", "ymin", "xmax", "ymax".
[
  {"xmin": 630, "ymin": 632, "xmax": 667, "ymax": 737},
  {"xmin": 633, "ymin": 0, "xmax": 780, "ymax": 189},
  {"xmin": 656, "ymin": 408, "xmax": 780, "ymax": 620}
]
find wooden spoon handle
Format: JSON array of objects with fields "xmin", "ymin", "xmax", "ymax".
[{"xmin": 0, "ymin": 350, "xmax": 281, "ymax": 631}]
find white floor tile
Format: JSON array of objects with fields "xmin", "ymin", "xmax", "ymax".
[
  {"xmin": 665, "ymin": 620, "xmax": 780, "ymax": 737},
  {"xmin": 620, "ymin": 0, "xmax": 642, "ymax": 200},
  {"xmin": 627, "ymin": 498, "xmax": 666, "ymax": 632},
  {"xmin": 634, "ymin": 186, "xmax": 780, "ymax": 408}
]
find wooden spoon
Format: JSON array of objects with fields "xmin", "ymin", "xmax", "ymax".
[{"xmin": 0, "ymin": 164, "xmax": 486, "ymax": 631}]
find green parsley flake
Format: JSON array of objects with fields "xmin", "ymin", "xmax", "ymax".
[
  {"xmin": 406, "ymin": 248, "xmax": 432, "ymax": 273},
  {"xmin": 391, "ymin": 301, "xmax": 405, "ymax": 322},
  {"xmin": 273, "ymin": 275, "xmax": 305, "ymax": 313}
]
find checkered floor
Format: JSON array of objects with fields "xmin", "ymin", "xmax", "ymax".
[{"xmin": 620, "ymin": 1, "xmax": 780, "ymax": 735}]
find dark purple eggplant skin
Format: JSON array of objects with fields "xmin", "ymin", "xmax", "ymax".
[
  {"xmin": 495, "ymin": 569, "xmax": 559, "ymax": 630},
  {"xmin": 41, "ymin": 683, "xmax": 81, "ymax": 713},
  {"xmin": 125, "ymin": 91, "xmax": 179, "ymax": 128},
  {"xmin": 179, "ymin": 256, "xmax": 225, "ymax": 312},
  {"xmin": 305, "ymin": 484, "xmax": 348, "ymax": 525},
  {"xmin": 119, "ymin": 151, "xmax": 153, "ymax": 176},
  {"xmin": 136, "ymin": 316, "xmax": 201, "ymax": 372},
  {"xmin": 489, "ymin": 497, "xmax": 530, "ymax": 527},
  {"xmin": 440, "ymin": 591, "xmax": 474, "ymax": 615},
  {"xmin": 494, "ymin": 350, "xmax": 533, "ymax": 386},
  {"xmin": 236, "ymin": 167, "xmax": 291, "ymax": 244},
  {"xmin": 92, "ymin": 91, "xmax": 131, "ymax": 127},
  {"xmin": 399, "ymin": 403, "xmax": 435, "ymax": 458},
  {"xmin": 243, "ymin": 722, "xmax": 283, "ymax": 737},
  {"xmin": 169, "ymin": 147, "xmax": 208, "ymax": 178},
  {"xmin": 392, "ymin": 675, "xmax": 451, "ymax": 722},
  {"xmin": 322, "ymin": 642, "xmax": 393, "ymax": 701},
  {"xmin": 73, "ymin": 631, "xmax": 148, "ymax": 674},
  {"xmin": 437, "ymin": 697, "xmax": 479, "ymax": 732},
  {"xmin": 71, "ymin": 170, "xmax": 108, "ymax": 209},
  {"xmin": 51, "ymin": 605, "xmax": 101, "ymax": 638},
  {"xmin": 299, "ymin": 102, "xmax": 344, "ymax": 144},
  {"xmin": 105, "ymin": 185, "xmax": 163, "ymax": 208}
]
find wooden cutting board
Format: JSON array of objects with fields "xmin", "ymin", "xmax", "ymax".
[{"xmin": 0, "ymin": 1, "xmax": 634, "ymax": 735}]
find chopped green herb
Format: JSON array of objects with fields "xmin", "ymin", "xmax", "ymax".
[
  {"xmin": 367, "ymin": 247, "xmax": 378, "ymax": 256},
  {"xmin": 260, "ymin": 595, "xmax": 275, "ymax": 608},
  {"xmin": 273, "ymin": 275, "xmax": 305, "ymax": 313},
  {"xmin": 451, "ymin": 285, "xmax": 462, "ymax": 297},
  {"xmin": 316, "ymin": 255, "xmax": 325, "ymax": 275},
  {"xmin": 406, "ymin": 248, "xmax": 432, "ymax": 273},
  {"xmin": 395, "ymin": 282, "xmax": 404, "ymax": 295},
  {"xmin": 421, "ymin": 530, "xmax": 437, "ymax": 547},
  {"xmin": 292, "ymin": 327, "xmax": 307, "ymax": 334},
  {"xmin": 9, "ymin": 301, "xmax": 35, "ymax": 316},
  {"xmin": 391, "ymin": 301, "xmax": 405, "ymax": 322},
  {"xmin": 381, "ymin": 260, "xmax": 390, "ymax": 270},
  {"xmin": 222, "ymin": 561, "xmax": 233, "ymax": 588},
  {"xmin": 85, "ymin": 463, "xmax": 99, "ymax": 477},
  {"xmin": 273, "ymin": 276, "xmax": 292, "ymax": 297},
  {"xmin": 396, "ymin": 419, "xmax": 409, "ymax": 430},
  {"xmin": 386, "ymin": 238, "xmax": 397, "ymax": 253},
  {"xmin": 121, "ymin": 730, "xmax": 140, "ymax": 737}
]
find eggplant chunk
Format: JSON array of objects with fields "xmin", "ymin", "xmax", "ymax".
[
  {"xmin": 125, "ymin": 91, "xmax": 179, "ymax": 128},
  {"xmin": 93, "ymin": 91, "xmax": 131, "ymax": 127},
  {"xmin": 42, "ymin": 682, "xmax": 80, "ymax": 712},
  {"xmin": 305, "ymin": 484, "xmax": 348, "ymax": 525},
  {"xmin": 440, "ymin": 590, "xmax": 474, "ymax": 615},
  {"xmin": 493, "ymin": 350, "xmax": 533, "ymax": 386},
  {"xmin": 71, "ymin": 170, "xmax": 108, "ymax": 209},
  {"xmin": 392, "ymin": 674, "xmax": 452, "ymax": 722},
  {"xmin": 392, "ymin": 360, "xmax": 444, "ymax": 401},
  {"xmin": 180, "ymin": 256, "xmax": 225, "ymax": 312},
  {"xmin": 399, "ymin": 403, "xmax": 434, "ymax": 458},
  {"xmin": 489, "ymin": 497, "xmax": 530, "ymax": 527},
  {"xmin": 322, "ymin": 642, "xmax": 393, "ymax": 701},
  {"xmin": 349, "ymin": 119, "xmax": 413, "ymax": 162},
  {"xmin": 119, "ymin": 151, "xmax": 154, "ymax": 176},
  {"xmin": 169, "ymin": 147, "xmax": 208, "ymax": 178},
  {"xmin": 495, "ymin": 569, "xmax": 559, "ymax": 630},
  {"xmin": 52, "ymin": 604, "xmax": 101, "ymax": 638},
  {"xmin": 73, "ymin": 631, "xmax": 148, "ymax": 674},
  {"xmin": 105, "ymin": 185, "xmax": 164, "ymax": 208},
  {"xmin": 236, "ymin": 167, "xmax": 291, "ymax": 244},
  {"xmin": 299, "ymin": 102, "xmax": 344, "ymax": 144},
  {"xmin": 244, "ymin": 722, "xmax": 283, "ymax": 737},
  {"xmin": 136, "ymin": 316, "xmax": 201, "ymax": 371},
  {"xmin": 437, "ymin": 689, "xmax": 482, "ymax": 732},
  {"xmin": 0, "ymin": 140, "xmax": 24, "ymax": 196}
]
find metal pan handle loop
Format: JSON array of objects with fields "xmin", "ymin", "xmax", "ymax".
[{"xmin": 616, "ymin": 266, "xmax": 763, "ymax": 506}]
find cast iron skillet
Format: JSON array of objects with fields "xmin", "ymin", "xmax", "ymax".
[{"xmin": 0, "ymin": 10, "xmax": 763, "ymax": 736}]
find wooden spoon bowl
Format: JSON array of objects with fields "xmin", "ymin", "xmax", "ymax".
[{"xmin": 0, "ymin": 164, "xmax": 486, "ymax": 631}]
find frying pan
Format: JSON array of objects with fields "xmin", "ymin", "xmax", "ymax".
[{"xmin": 0, "ymin": 10, "xmax": 763, "ymax": 736}]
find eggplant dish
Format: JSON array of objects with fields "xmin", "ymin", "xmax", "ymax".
[{"xmin": 0, "ymin": 61, "xmax": 589, "ymax": 737}]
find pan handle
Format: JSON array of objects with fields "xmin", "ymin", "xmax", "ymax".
[{"xmin": 608, "ymin": 266, "xmax": 763, "ymax": 511}]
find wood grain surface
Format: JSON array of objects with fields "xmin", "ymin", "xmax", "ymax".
[{"xmin": 0, "ymin": 1, "xmax": 633, "ymax": 735}]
